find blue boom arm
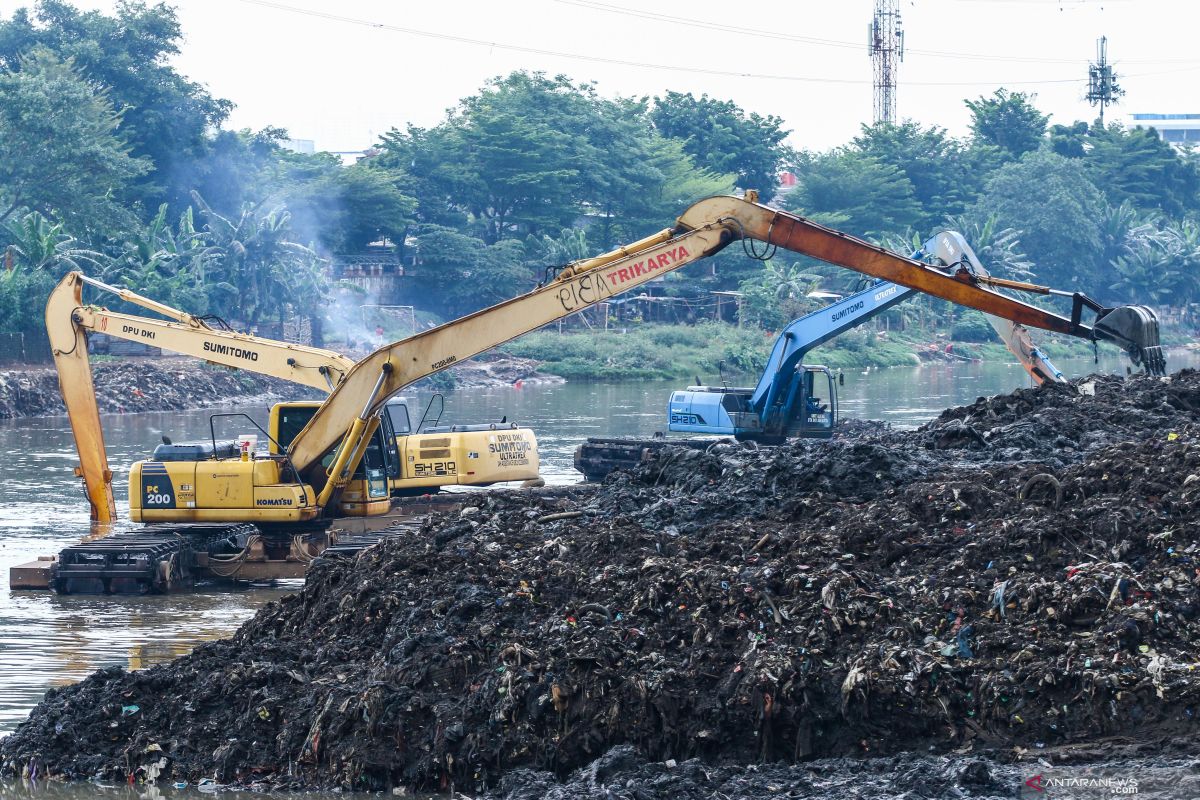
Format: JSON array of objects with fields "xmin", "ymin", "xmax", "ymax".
[
  {"xmin": 669, "ymin": 234, "xmax": 1067, "ymax": 441},
  {"xmin": 751, "ymin": 279, "xmax": 915, "ymax": 419}
]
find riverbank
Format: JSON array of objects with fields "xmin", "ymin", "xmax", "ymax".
[
  {"xmin": 0, "ymin": 355, "xmax": 560, "ymax": 420},
  {"xmin": 501, "ymin": 320, "xmax": 1167, "ymax": 381},
  {"xmin": 4, "ymin": 370, "xmax": 1199, "ymax": 793}
]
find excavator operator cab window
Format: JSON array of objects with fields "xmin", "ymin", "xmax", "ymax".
[
  {"xmin": 385, "ymin": 399, "xmax": 412, "ymax": 436},
  {"xmin": 356, "ymin": 428, "xmax": 391, "ymax": 499},
  {"xmin": 798, "ymin": 366, "xmax": 837, "ymax": 438}
]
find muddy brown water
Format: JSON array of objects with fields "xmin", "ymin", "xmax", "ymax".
[{"xmin": 1, "ymin": 351, "xmax": 1195, "ymax": 797}]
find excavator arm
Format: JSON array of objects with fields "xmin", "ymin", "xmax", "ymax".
[
  {"xmin": 47, "ymin": 271, "xmax": 357, "ymax": 523},
  {"xmin": 288, "ymin": 193, "xmax": 1164, "ymax": 506}
]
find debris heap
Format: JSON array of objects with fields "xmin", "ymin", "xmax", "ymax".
[{"xmin": 4, "ymin": 371, "xmax": 1200, "ymax": 794}]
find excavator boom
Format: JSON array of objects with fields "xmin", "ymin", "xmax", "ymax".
[
  {"xmin": 677, "ymin": 197, "xmax": 1165, "ymax": 372},
  {"xmin": 288, "ymin": 194, "xmax": 1164, "ymax": 487},
  {"xmin": 47, "ymin": 272, "xmax": 358, "ymax": 522}
]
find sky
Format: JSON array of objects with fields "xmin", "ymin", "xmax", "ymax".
[{"xmin": 3, "ymin": 0, "xmax": 1198, "ymax": 154}]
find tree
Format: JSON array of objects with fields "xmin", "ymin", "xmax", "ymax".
[
  {"xmin": 737, "ymin": 259, "xmax": 821, "ymax": 329},
  {"xmin": 784, "ymin": 150, "xmax": 923, "ymax": 240},
  {"xmin": 0, "ymin": 1, "xmax": 232, "ymax": 213},
  {"xmin": 4, "ymin": 210, "xmax": 107, "ymax": 275},
  {"xmin": 964, "ymin": 89, "xmax": 1049, "ymax": 159},
  {"xmin": 1084, "ymin": 123, "xmax": 1200, "ymax": 216},
  {"xmin": 375, "ymin": 72, "xmax": 733, "ymax": 252},
  {"xmin": 286, "ymin": 162, "xmax": 418, "ymax": 253},
  {"xmin": 0, "ymin": 210, "xmax": 109, "ymax": 335},
  {"xmin": 434, "ymin": 72, "xmax": 604, "ymax": 244},
  {"xmin": 0, "ymin": 48, "xmax": 148, "ymax": 230},
  {"xmin": 102, "ymin": 204, "xmax": 216, "ymax": 311},
  {"xmin": 851, "ymin": 121, "xmax": 984, "ymax": 228},
  {"xmin": 650, "ymin": 91, "xmax": 791, "ymax": 195},
  {"xmin": 1049, "ymin": 121, "xmax": 1089, "ymax": 158},
  {"xmin": 970, "ymin": 149, "xmax": 1105, "ymax": 288},
  {"xmin": 411, "ymin": 225, "xmax": 530, "ymax": 317},
  {"xmin": 190, "ymin": 192, "xmax": 327, "ymax": 326},
  {"xmin": 1110, "ymin": 217, "xmax": 1200, "ymax": 306},
  {"xmin": 940, "ymin": 212, "xmax": 1035, "ymax": 281}
]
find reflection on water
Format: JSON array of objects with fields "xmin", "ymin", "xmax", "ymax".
[{"xmin": 1, "ymin": 351, "xmax": 1195, "ymax": 760}]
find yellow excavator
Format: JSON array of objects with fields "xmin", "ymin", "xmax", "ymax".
[
  {"xmin": 44, "ymin": 192, "xmax": 1164, "ymax": 592},
  {"xmin": 46, "ymin": 272, "xmax": 540, "ymax": 525}
]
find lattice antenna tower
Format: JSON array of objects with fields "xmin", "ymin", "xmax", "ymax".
[
  {"xmin": 1086, "ymin": 35, "xmax": 1123, "ymax": 125},
  {"xmin": 868, "ymin": 0, "xmax": 905, "ymax": 124}
]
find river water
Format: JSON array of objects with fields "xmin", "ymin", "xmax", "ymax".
[{"xmin": 0, "ymin": 351, "xmax": 1194, "ymax": 797}]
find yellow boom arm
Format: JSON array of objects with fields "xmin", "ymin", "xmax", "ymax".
[
  {"xmin": 46, "ymin": 271, "xmax": 357, "ymax": 523},
  {"xmin": 287, "ymin": 194, "xmax": 1161, "ymax": 498}
]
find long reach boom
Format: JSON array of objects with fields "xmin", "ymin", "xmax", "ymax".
[
  {"xmin": 288, "ymin": 193, "xmax": 1165, "ymax": 514},
  {"xmin": 47, "ymin": 272, "xmax": 358, "ymax": 522}
]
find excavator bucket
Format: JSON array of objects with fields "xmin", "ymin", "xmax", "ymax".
[{"xmin": 1093, "ymin": 305, "xmax": 1167, "ymax": 376}]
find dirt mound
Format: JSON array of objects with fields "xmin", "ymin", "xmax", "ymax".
[{"xmin": 4, "ymin": 372, "xmax": 1200, "ymax": 794}]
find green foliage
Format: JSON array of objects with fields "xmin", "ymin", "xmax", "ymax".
[
  {"xmin": 950, "ymin": 310, "xmax": 995, "ymax": 343},
  {"xmin": 1110, "ymin": 217, "xmax": 1200, "ymax": 306},
  {"xmin": 526, "ymin": 227, "xmax": 592, "ymax": 271},
  {"xmin": 736, "ymin": 260, "xmax": 822, "ymax": 330},
  {"xmin": 649, "ymin": 91, "xmax": 792, "ymax": 195},
  {"xmin": 0, "ymin": 0, "xmax": 231, "ymax": 212},
  {"xmin": 1084, "ymin": 123, "xmax": 1200, "ymax": 216},
  {"xmin": 4, "ymin": 210, "xmax": 107, "ymax": 275},
  {"xmin": 851, "ymin": 121, "xmax": 982, "ymax": 228},
  {"xmin": 0, "ymin": 48, "xmax": 148, "ymax": 230},
  {"xmin": 785, "ymin": 149, "xmax": 923, "ymax": 239},
  {"xmin": 964, "ymin": 89, "xmax": 1048, "ymax": 159},
  {"xmin": 411, "ymin": 224, "xmax": 532, "ymax": 317},
  {"xmin": 969, "ymin": 150, "xmax": 1105, "ymax": 288},
  {"xmin": 0, "ymin": 209, "xmax": 105, "ymax": 334},
  {"xmin": 939, "ymin": 212, "xmax": 1035, "ymax": 281},
  {"xmin": 286, "ymin": 163, "xmax": 417, "ymax": 253},
  {"xmin": 501, "ymin": 322, "xmax": 776, "ymax": 381},
  {"xmin": 102, "ymin": 204, "xmax": 213, "ymax": 311},
  {"xmin": 377, "ymin": 72, "xmax": 734, "ymax": 252},
  {"xmin": 189, "ymin": 191, "xmax": 327, "ymax": 326}
]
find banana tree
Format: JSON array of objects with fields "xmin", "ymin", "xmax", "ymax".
[
  {"xmin": 4, "ymin": 210, "xmax": 107, "ymax": 275},
  {"xmin": 190, "ymin": 191, "xmax": 328, "ymax": 326}
]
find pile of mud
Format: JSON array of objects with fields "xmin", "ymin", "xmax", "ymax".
[{"xmin": 5, "ymin": 372, "xmax": 1200, "ymax": 795}]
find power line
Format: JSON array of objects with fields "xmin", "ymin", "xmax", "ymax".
[
  {"xmin": 551, "ymin": 0, "xmax": 1200, "ymax": 66},
  {"xmin": 233, "ymin": 0, "xmax": 1102, "ymax": 87}
]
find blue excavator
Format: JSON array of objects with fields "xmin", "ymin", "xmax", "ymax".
[
  {"xmin": 574, "ymin": 230, "xmax": 1073, "ymax": 478},
  {"xmin": 666, "ymin": 231, "xmax": 1067, "ymax": 443}
]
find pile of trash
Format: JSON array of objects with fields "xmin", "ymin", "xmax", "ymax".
[
  {"xmin": 0, "ymin": 360, "xmax": 321, "ymax": 419},
  {"xmin": 0, "ymin": 355, "xmax": 560, "ymax": 420},
  {"xmin": 4, "ymin": 371, "xmax": 1200, "ymax": 795}
]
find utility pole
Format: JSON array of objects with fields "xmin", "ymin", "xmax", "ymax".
[
  {"xmin": 868, "ymin": 0, "xmax": 905, "ymax": 124},
  {"xmin": 1086, "ymin": 36, "xmax": 1123, "ymax": 125}
]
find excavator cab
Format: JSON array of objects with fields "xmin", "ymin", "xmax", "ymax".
[
  {"xmin": 787, "ymin": 366, "xmax": 837, "ymax": 439},
  {"xmin": 269, "ymin": 401, "xmax": 398, "ymax": 517}
]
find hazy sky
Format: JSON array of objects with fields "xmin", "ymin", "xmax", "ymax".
[{"xmin": 4, "ymin": 0, "xmax": 1198, "ymax": 153}]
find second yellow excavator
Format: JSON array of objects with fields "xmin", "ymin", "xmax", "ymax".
[{"xmin": 46, "ymin": 271, "xmax": 540, "ymax": 525}]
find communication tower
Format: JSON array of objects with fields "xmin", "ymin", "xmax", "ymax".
[
  {"xmin": 1086, "ymin": 36, "xmax": 1123, "ymax": 124},
  {"xmin": 868, "ymin": 0, "xmax": 905, "ymax": 124}
]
